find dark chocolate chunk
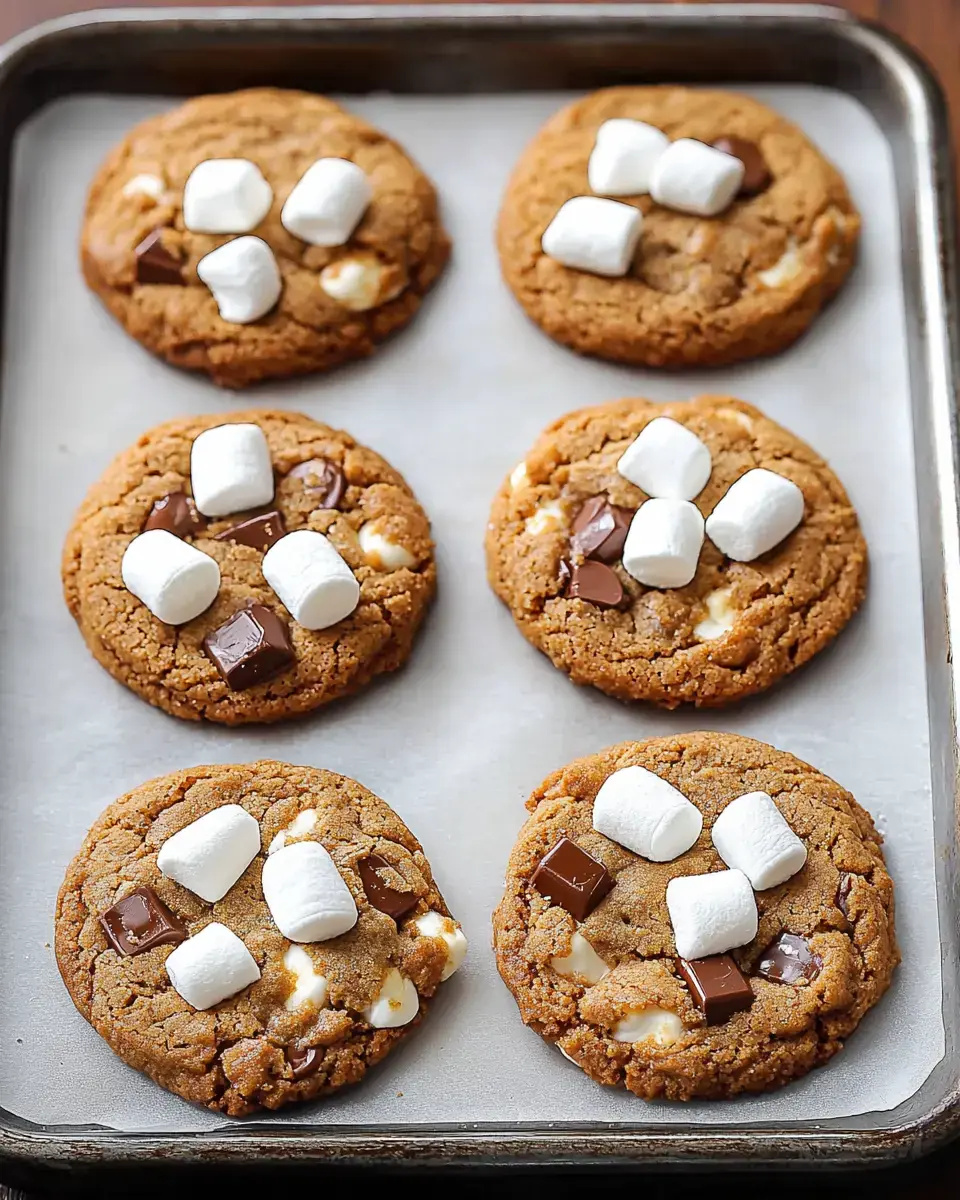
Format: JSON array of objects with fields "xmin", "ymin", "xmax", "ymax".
[
  {"xmin": 712, "ymin": 136, "xmax": 772, "ymax": 197},
  {"xmin": 287, "ymin": 1044, "xmax": 320, "ymax": 1080},
  {"xmin": 756, "ymin": 933, "xmax": 822, "ymax": 984},
  {"xmin": 531, "ymin": 836, "xmax": 614, "ymax": 922},
  {"xmin": 203, "ymin": 603, "xmax": 295, "ymax": 691},
  {"xmin": 836, "ymin": 872, "xmax": 854, "ymax": 919},
  {"xmin": 358, "ymin": 853, "xmax": 419, "ymax": 921},
  {"xmin": 142, "ymin": 491, "xmax": 206, "ymax": 538},
  {"xmin": 135, "ymin": 229, "xmax": 183, "ymax": 285},
  {"xmin": 677, "ymin": 955, "xmax": 754, "ymax": 1024},
  {"xmin": 289, "ymin": 458, "xmax": 345, "ymax": 509},
  {"xmin": 215, "ymin": 510, "xmax": 286, "ymax": 553},
  {"xmin": 100, "ymin": 887, "xmax": 187, "ymax": 957},
  {"xmin": 571, "ymin": 496, "xmax": 633, "ymax": 563},
  {"xmin": 565, "ymin": 560, "xmax": 623, "ymax": 607}
]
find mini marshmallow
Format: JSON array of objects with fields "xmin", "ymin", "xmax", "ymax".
[
  {"xmin": 541, "ymin": 196, "xmax": 642, "ymax": 277},
  {"xmin": 121, "ymin": 529, "xmax": 220, "ymax": 626},
  {"xmin": 588, "ymin": 119, "xmax": 669, "ymax": 196},
  {"xmin": 165, "ymin": 922, "xmax": 260, "ymax": 1011},
  {"xmin": 190, "ymin": 422, "xmax": 275, "ymax": 518},
  {"xmin": 358, "ymin": 523, "xmax": 416, "ymax": 571},
  {"xmin": 123, "ymin": 173, "xmax": 165, "ymax": 200},
  {"xmin": 593, "ymin": 765, "xmax": 703, "ymax": 862},
  {"xmin": 525, "ymin": 500, "xmax": 565, "ymax": 536},
  {"xmin": 415, "ymin": 910, "xmax": 468, "ymax": 981},
  {"xmin": 550, "ymin": 931, "xmax": 609, "ymax": 985},
  {"xmin": 268, "ymin": 808, "xmax": 318, "ymax": 855},
  {"xmin": 320, "ymin": 255, "xmax": 394, "ymax": 311},
  {"xmin": 281, "ymin": 158, "xmax": 372, "ymax": 247},
  {"xmin": 261, "ymin": 840, "xmax": 358, "ymax": 943},
  {"xmin": 157, "ymin": 804, "xmax": 261, "ymax": 903},
  {"xmin": 283, "ymin": 944, "xmax": 328, "ymax": 1011},
  {"xmin": 650, "ymin": 138, "xmax": 745, "ymax": 217},
  {"xmin": 694, "ymin": 586, "xmax": 737, "ymax": 641},
  {"xmin": 666, "ymin": 869, "xmax": 758, "ymax": 962},
  {"xmin": 182, "ymin": 159, "xmax": 273, "ymax": 233},
  {"xmin": 705, "ymin": 468, "xmax": 804, "ymax": 561},
  {"xmin": 711, "ymin": 791, "xmax": 808, "ymax": 891},
  {"xmin": 363, "ymin": 967, "xmax": 419, "ymax": 1029},
  {"xmin": 261, "ymin": 529, "xmax": 360, "ymax": 631},
  {"xmin": 196, "ymin": 236, "xmax": 282, "ymax": 324},
  {"xmin": 621, "ymin": 498, "xmax": 704, "ymax": 589},
  {"xmin": 612, "ymin": 1006, "xmax": 683, "ymax": 1046},
  {"xmin": 617, "ymin": 417, "xmax": 712, "ymax": 500}
]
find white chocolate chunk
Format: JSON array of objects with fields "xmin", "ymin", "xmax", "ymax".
[
  {"xmin": 358, "ymin": 523, "xmax": 416, "ymax": 571},
  {"xmin": 717, "ymin": 407, "xmax": 754, "ymax": 432},
  {"xmin": 190, "ymin": 422, "xmax": 275, "ymax": 517},
  {"xmin": 320, "ymin": 255, "xmax": 392, "ymax": 311},
  {"xmin": 705, "ymin": 468, "xmax": 804, "ymax": 561},
  {"xmin": 157, "ymin": 804, "xmax": 261, "ymax": 903},
  {"xmin": 261, "ymin": 529, "xmax": 360, "ymax": 630},
  {"xmin": 593, "ymin": 765, "xmax": 703, "ymax": 862},
  {"xmin": 415, "ymin": 910, "xmax": 468, "ymax": 980},
  {"xmin": 262, "ymin": 840, "xmax": 358, "ymax": 943},
  {"xmin": 612, "ymin": 1006, "xmax": 684, "ymax": 1046},
  {"xmin": 694, "ymin": 587, "xmax": 737, "ymax": 641},
  {"xmin": 666, "ymin": 869, "xmax": 758, "ymax": 961},
  {"xmin": 121, "ymin": 529, "xmax": 220, "ymax": 626},
  {"xmin": 550, "ymin": 931, "xmax": 609, "ymax": 985},
  {"xmin": 525, "ymin": 500, "xmax": 565, "ymax": 536},
  {"xmin": 268, "ymin": 809, "xmax": 318, "ymax": 855},
  {"xmin": 509, "ymin": 462, "xmax": 528, "ymax": 491},
  {"xmin": 541, "ymin": 195, "xmax": 642, "ymax": 277},
  {"xmin": 166, "ymin": 922, "xmax": 260, "ymax": 1011},
  {"xmin": 588, "ymin": 119, "xmax": 669, "ymax": 196},
  {"xmin": 196, "ymin": 235, "xmax": 282, "ymax": 324},
  {"xmin": 650, "ymin": 138, "xmax": 744, "ymax": 217},
  {"xmin": 621, "ymin": 498, "xmax": 704, "ymax": 589},
  {"xmin": 712, "ymin": 791, "xmax": 808, "ymax": 891},
  {"xmin": 363, "ymin": 967, "xmax": 419, "ymax": 1028},
  {"xmin": 617, "ymin": 416, "xmax": 712, "ymax": 500},
  {"xmin": 281, "ymin": 158, "xmax": 372, "ymax": 247},
  {"xmin": 182, "ymin": 159, "xmax": 273, "ymax": 234},
  {"xmin": 283, "ymin": 945, "xmax": 328, "ymax": 1011},
  {"xmin": 757, "ymin": 239, "xmax": 802, "ymax": 287},
  {"xmin": 122, "ymin": 173, "xmax": 164, "ymax": 201}
]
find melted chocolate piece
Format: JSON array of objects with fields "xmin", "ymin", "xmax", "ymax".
[
  {"xmin": 571, "ymin": 496, "xmax": 633, "ymax": 563},
  {"xmin": 143, "ymin": 491, "xmax": 206, "ymax": 538},
  {"xmin": 287, "ymin": 1044, "xmax": 320, "ymax": 1080},
  {"xmin": 135, "ymin": 229, "xmax": 183, "ymax": 285},
  {"xmin": 203, "ymin": 603, "xmax": 295, "ymax": 690},
  {"xmin": 215, "ymin": 510, "xmax": 286, "ymax": 553},
  {"xmin": 756, "ymin": 933, "xmax": 822, "ymax": 984},
  {"xmin": 358, "ymin": 854, "xmax": 419, "ymax": 921},
  {"xmin": 566, "ymin": 560, "xmax": 623, "ymax": 607},
  {"xmin": 531, "ymin": 836, "xmax": 614, "ymax": 922},
  {"xmin": 100, "ymin": 887, "xmax": 187, "ymax": 956},
  {"xmin": 836, "ymin": 872, "xmax": 855, "ymax": 919},
  {"xmin": 712, "ymin": 136, "xmax": 772, "ymax": 197},
  {"xmin": 289, "ymin": 459, "xmax": 345, "ymax": 509},
  {"xmin": 677, "ymin": 955, "xmax": 754, "ymax": 1024}
]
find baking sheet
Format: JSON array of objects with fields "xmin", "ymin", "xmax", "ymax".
[{"xmin": 0, "ymin": 85, "xmax": 943, "ymax": 1133}]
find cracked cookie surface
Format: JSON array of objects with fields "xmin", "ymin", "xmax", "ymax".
[
  {"xmin": 62, "ymin": 409, "xmax": 435, "ymax": 724},
  {"xmin": 493, "ymin": 733, "xmax": 898, "ymax": 1100},
  {"xmin": 82, "ymin": 88, "xmax": 450, "ymax": 387},
  {"xmin": 485, "ymin": 395, "xmax": 866, "ymax": 707},
  {"xmin": 498, "ymin": 87, "xmax": 858, "ymax": 367}
]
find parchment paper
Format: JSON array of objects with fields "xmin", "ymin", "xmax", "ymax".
[{"xmin": 0, "ymin": 86, "xmax": 943, "ymax": 1132}]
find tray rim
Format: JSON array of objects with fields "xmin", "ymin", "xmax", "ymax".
[{"xmin": 0, "ymin": 1, "xmax": 958, "ymax": 1173}]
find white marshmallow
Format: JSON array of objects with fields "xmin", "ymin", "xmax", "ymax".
[
  {"xmin": 182, "ymin": 159, "xmax": 273, "ymax": 233},
  {"xmin": 363, "ymin": 967, "xmax": 419, "ymax": 1029},
  {"xmin": 612, "ymin": 1006, "xmax": 683, "ymax": 1046},
  {"xmin": 261, "ymin": 529, "xmax": 360, "ymax": 631},
  {"xmin": 358, "ymin": 523, "xmax": 416, "ymax": 571},
  {"xmin": 541, "ymin": 196, "xmax": 642, "ymax": 277},
  {"xmin": 694, "ymin": 586, "xmax": 737, "ymax": 641},
  {"xmin": 157, "ymin": 804, "xmax": 261, "ymax": 903},
  {"xmin": 415, "ymin": 911, "xmax": 468, "ymax": 981},
  {"xmin": 121, "ymin": 529, "xmax": 220, "ymax": 626},
  {"xmin": 122, "ymin": 173, "xmax": 165, "ymax": 200},
  {"xmin": 617, "ymin": 417, "xmax": 712, "ymax": 500},
  {"xmin": 525, "ymin": 500, "xmax": 565, "ymax": 536},
  {"xmin": 165, "ymin": 922, "xmax": 260, "ymax": 1011},
  {"xmin": 593, "ymin": 765, "xmax": 703, "ymax": 862},
  {"xmin": 705, "ymin": 468, "xmax": 804, "ymax": 561},
  {"xmin": 711, "ymin": 791, "xmax": 808, "ymax": 891},
  {"xmin": 621, "ymin": 498, "xmax": 704, "ymax": 589},
  {"xmin": 666, "ymin": 869, "xmax": 758, "ymax": 961},
  {"xmin": 283, "ymin": 945, "xmax": 328, "ymax": 1011},
  {"xmin": 588, "ymin": 119, "xmax": 669, "ymax": 196},
  {"xmin": 190, "ymin": 422, "xmax": 275, "ymax": 518},
  {"xmin": 261, "ymin": 840, "xmax": 358, "ymax": 943},
  {"xmin": 196, "ymin": 236, "xmax": 282, "ymax": 324},
  {"xmin": 281, "ymin": 158, "xmax": 372, "ymax": 247},
  {"xmin": 550, "ymin": 931, "xmax": 609, "ymax": 985},
  {"xmin": 268, "ymin": 808, "xmax": 318, "ymax": 855},
  {"xmin": 650, "ymin": 138, "xmax": 745, "ymax": 217},
  {"xmin": 320, "ymin": 255, "xmax": 393, "ymax": 311}
]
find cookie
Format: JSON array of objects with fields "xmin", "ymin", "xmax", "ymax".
[
  {"xmin": 82, "ymin": 88, "xmax": 450, "ymax": 387},
  {"xmin": 56, "ymin": 761, "xmax": 467, "ymax": 1115},
  {"xmin": 485, "ymin": 395, "xmax": 866, "ymax": 707},
  {"xmin": 493, "ymin": 733, "xmax": 897, "ymax": 1101},
  {"xmin": 63, "ymin": 409, "xmax": 435, "ymax": 724},
  {"xmin": 497, "ymin": 87, "xmax": 858, "ymax": 368}
]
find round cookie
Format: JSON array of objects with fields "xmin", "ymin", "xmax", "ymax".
[
  {"xmin": 493, "ymin": 733, "xmax": 898, "ymax": 1101},
  {"xmin": 56, "ymin": 761, "xmax": 466, "ymax": 1115},
  {"xmin": 485, "ymin": 395, "xmax": 867, "ymax": 707},
  {"xmin": 497, "ymin": 87, "xmax": 859, "ymax": 368},
  {"xmin": 82, "ymin": 88, "xmax": 450, "ymax": 387},
  {"xmin": 63, "ymin": 409, "xmax": 435, "ymax": 724}
]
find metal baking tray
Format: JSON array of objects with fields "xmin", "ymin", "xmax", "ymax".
[{"xmin": 0, "ymin": 1, "xmax": 958, "ymax": 1176}]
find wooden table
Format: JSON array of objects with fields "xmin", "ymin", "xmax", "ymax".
[{"xmin": 0, "ymin": 0, "xmax": 957, "ymax": 1196}]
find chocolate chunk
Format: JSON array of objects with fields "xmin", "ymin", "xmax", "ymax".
[
  {"xmin": 358, "ymin": 853, "xmax": 419, "ymax": 921},
  {"xmin": 531, "ymin": 836, "xmax": 614, "ymax": 921},
  {"xmin": 203, "ymin": 603, "xmax": 295, "ymax": 691},
  {"xmin": 289, "ymin": 458, "xmax": 345, "ymax": 509},
  {"xmin": 135, "ymin": 229, "xmax": 183, "ymax": 285},
  {"xmin": 677, "ymin": 955, "xmax": 754, "ymax": 1024},
  {"xmin": 712, "ymin": 137, "xmax": 771, "ymax": 197},
  {"xmin": 558, "ymin": 559, "xmax": 572, "ymax": 587},
  {"xmin": 215, "ymin": 510, "xmax": 286, "ymax": 553},
  {"xmin": 756, "ymin": 933, "xmax": 822, "ymax": 984},
  {"xmin": 571, "ymin": 496, "xmax": 633, "ymax": 563},
  {"xmin": 287, "ymin": 1044, "xmax": 320, "ymax": 1080},
  {"xmin": 142, "ymin": 491, "xmax": 206, "ymax": 538},
  {"xmin": 566, "ymin": 560, "xmax": 623, "ymax": 607},
  {"xmin": 836, "ymin": 872, "xmax": 854, "ymax": 919},
  {"xmin": 100, "ymin": 887, "xmax": 187, "ymax": 957}
]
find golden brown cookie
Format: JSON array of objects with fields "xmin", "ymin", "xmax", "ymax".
[
  {"xmin": 82, "ymin": 89, "xmax": 450, "ymax": 387},
  {"xmin": 497, "ymin": 87, "xmax": 858, "ymax": 367},
  {"xmin": 63, "ymin": 409, "xmax": 435, "ymax": 724},
  {"xmin": 485, "ymin": 395, "xmax": 866, "ymax": 708},
  {"xmin": 493, "ymin": 733, "xmax": 897, "ymax": 1101},
  {"xmin": 56, "ymin": 761, "xmax": 467, "ymax": 1115}
]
